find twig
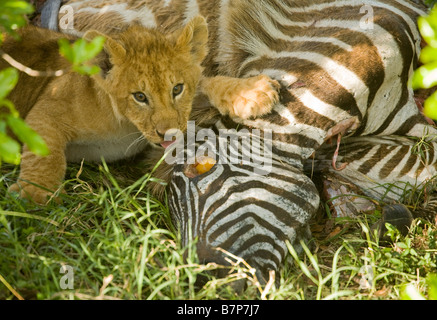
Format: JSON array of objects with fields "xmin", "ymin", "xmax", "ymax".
[
  {"xmin": 1, "ymin": 49, "xmax": 68, "ymax": 77},
  {"xmin": 96, "ymin": 274, "xmax": 114, "ymax": 300},
  {"xmin": 260, "ymin": 270, "xmax": 275, "ymax": 300}
]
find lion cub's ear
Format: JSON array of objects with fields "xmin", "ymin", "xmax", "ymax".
[
  {"xmin": 175, "ymin": 16, "xmax": 208, "ymax": 64},
  {"xmin": 83, "ymin": 30, "xmax": 126, "ymax": 78}
]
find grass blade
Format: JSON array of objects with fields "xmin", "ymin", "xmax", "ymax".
[
  {"xmin": 0, "ymin": 273, "xmax": 24, "ymax": 300},
  {"xmin": 0, "ymin": 210, "xmax": 59, "ymax": 226}
]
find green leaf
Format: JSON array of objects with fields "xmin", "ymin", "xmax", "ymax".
[
  {"xmin": 58, "ymin": 38, "xmax": 75, "ymax": 63},
  {"xmin": 401, "ymin": 284, "xmax": 426, "ymax": 300},
  {"xmin": 411, "ymin": 62, "xmax": 437, "ymax": 90},
  {"xmin": 420, "ymin": 46, "xmax": 437, "ymax": 64},
  {"xmin": 423, "ymin": 90, "xmax": 437, "ymax": 120},
  {"xmin": 419, "ymin": 15, "xmax": 437, "ymax": 48},
  {"xmin": 0, "ymin": 131, "xmax": 21, "ymax": 164},
  {"xmin": 1, "ymin": 0, "xmax": 34, "ymax": 11},
  {"xmin": 0, "ymin": 0, "xmax": 33, "ymax": 35},
  {"xmin": 396, "ymin": 242, "xmax": 408, "ymax": 249},
  {"xmin": 418, "ymin": 6, "xmax": 437, "ymax": 47},
  {"xmin": 71, "ymin": 38, "xmax": 88, "ymax": 64},
  {"xmin": 73, "ymin": 65, "xmax": 101, "ymax": 76},
  {"xmin": 427, "ymin": 274, "xmax": 437, "ymax": 300},
  {"xmin": 0, "ymin": 121, "xmax": 6, "ymax": 134},
  {"xmin": 0, "ymin": 98, "xmax": 19, "ymax": 116},
  {"xmin": 80, "ymin": 36, "xmax": 106, "ymax": 62},
  {"xmin": 6, "ymin": 116, "xmax": 49, "ymax": 156},
  {"xmin": 0, "ymin": 68, "xmax": 18, "ymax": 100},
  {"xmin": 58, "ymin": 36, "xmax": 105, "ymax": 75}
]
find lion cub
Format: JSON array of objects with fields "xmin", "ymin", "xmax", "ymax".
[{"xmin": 3, "ymin": 17, "xmax": 279, "ymax": 204}]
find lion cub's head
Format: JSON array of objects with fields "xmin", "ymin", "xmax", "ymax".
[{"xmin": 84, "ymin": 16, "xmax": 208, "ymax": 145}]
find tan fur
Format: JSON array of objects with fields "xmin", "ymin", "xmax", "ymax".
[
  {"xmin": 47, "ymin": 1, "xmax": 281, "ymax": 200},
  {"xmin": 4, "ymin": 18, "xmax": 210, "ymax": 204},
  {"xmin": 57, "ymin": 0, "xmax": 280, "ymax": 121},
  {"xmin": 200, "ymin": 75, "xmax": 279, "ymax": 120},
  {"xmin": 4, "ymin": 15, "xmax": 278, "ymax": 204}
]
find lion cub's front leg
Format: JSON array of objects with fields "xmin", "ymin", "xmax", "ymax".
[
  {"xmin": 8, "ymin": 113, "xmax": 68, "ymax": 204},
  {"xmin": 201, "ymin": 75, "xmax": 280, "ymax": 120}
]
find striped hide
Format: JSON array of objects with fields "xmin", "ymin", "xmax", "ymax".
[
  {"xmin": 307, "ymin": 135, "xmax": 437, "ymax": 220},
  {"xmin": 166, "ymin": 121, "xmax": 319, "ymax": 283},
  {"xmin": 42, "ymin": 0, "xmax": 437, "ymax": 283}
]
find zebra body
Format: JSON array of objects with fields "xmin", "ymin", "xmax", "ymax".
[
  {"xmin": 308, "ymin": 135, "xmax": 437, "ymax": 218},
  {"xmin": 44, "ymin": 0, "xmax": 437, "ymax": 282},
  {"xmin": 48, "ymin": 0, "xmax": 431, "ymax": 144},
  {"xmin": 312, "ymin": 136, "xmax": 437, "ymax": 201}
]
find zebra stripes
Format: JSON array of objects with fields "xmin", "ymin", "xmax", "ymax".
[
  {"xmin": 168, "ymin": 0, "xmax": 437, "ymax": 283},
  {"xmin": 167, "ymin": 132, "xmax": 319, "ymax": 281},
  {"xmin": 223, "ymin": 0, "xmax": 429, "ymax": 138},
  {"xmin": 43, "ymin": 0, "xmax": 437, "ymax": 284},
  {"xmin": 308, "ymin": 135, "xmax": 437, "ymax": 217}
]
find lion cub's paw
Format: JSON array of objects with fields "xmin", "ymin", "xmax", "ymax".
[
  {"xmin": 229, "ymin": 75, "xmax": 280, "ymax": 120},
  {"xmin": 9, "ymin": 182, "xmax": 61, "ymax": 205}
]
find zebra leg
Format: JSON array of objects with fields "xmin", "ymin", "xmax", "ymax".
[
  {"xmin": 307, "ymin": 135, "xmax": 437, "ymax": 237},
  {"xmin": 315, "ymin": 172, "xmax": 419, "ymax": 241}
]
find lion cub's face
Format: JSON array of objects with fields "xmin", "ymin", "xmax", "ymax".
[{"xmin": 86, "ymin": 17, "xmax": 208, "ymax": 145}]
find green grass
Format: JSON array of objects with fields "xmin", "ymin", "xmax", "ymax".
[{"xmin": 0, "ymin": 160, "xmax": 436, "ymax": 300}]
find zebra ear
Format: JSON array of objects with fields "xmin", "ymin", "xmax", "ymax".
[{"xmin": 175, "ymin": 16, "xmax": 209, "ymax": 64}]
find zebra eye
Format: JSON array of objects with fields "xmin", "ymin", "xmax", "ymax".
[
  {"xmin": 172, "ymin": 84, "xmax": 184, "ymax": 98},
  {"xmin": 133, "ymin": 92, "xmax": 148, "ymax": 104}
]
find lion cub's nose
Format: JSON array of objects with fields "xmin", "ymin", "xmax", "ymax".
[
  {"xmin": 156, "ymin": 129, "xmax": 165, "ymax": 139},
  {"xmin": 155, "ymin": 124, "xmax": 169, "ymax": 138},
  {"xmin": 156, "ymin": 127, "xmax": 179, "ymax": 139}
]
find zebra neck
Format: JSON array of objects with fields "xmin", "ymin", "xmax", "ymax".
[{"xmin": 212, "ymin": 114, "xmax": 310, "ymax": 170}]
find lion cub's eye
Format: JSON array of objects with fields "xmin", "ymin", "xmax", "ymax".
[
  {"xmin": 133, "ymin": 92, "xmax": 148, "ymax": 104},
  {"xmin": 172, "ymin": 84, "xmax": 184, "ymax": 98}
]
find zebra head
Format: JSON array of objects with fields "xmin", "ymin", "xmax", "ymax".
[{"xmin": 167, "ymin": 126, "xmax": 320, "ymax": 285}]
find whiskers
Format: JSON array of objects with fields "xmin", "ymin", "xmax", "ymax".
[
  {"xmin": 117, "ymin": 130, "xmax": 173, "ymax": 199},
  {"xmin": 124, "ymin": 132, "xmax": 147, "ymax": 155}
]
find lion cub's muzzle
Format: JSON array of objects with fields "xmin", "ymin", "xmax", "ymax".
[{"xmin": 154, "ymin": 122, "xmax": 185, "ymax": 149}]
